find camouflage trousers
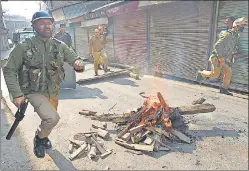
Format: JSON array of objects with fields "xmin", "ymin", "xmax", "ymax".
[{"xmin": 26, "ymin": 93, "xmax": 59, "ymax": 138}]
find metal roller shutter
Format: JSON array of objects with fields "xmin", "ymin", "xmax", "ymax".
[
  {"xmin": 149, "ymin": 1, "xmax": 213, "ymax": 80},
  {"xmin": 87, "ymin": 26, "xmax": 115, "ymax": 63},
  {"xmin": 114, "ymin": 10, "xmax": 147, "ymax": 71},
  {"xmin": 75, "ymin": 23, "xmax": 89, "ymax": 58},
  {"xmin": 216, "ymin": 1, "xmax": 248, "ymax": 90}
]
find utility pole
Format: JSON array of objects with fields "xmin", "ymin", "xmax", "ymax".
[{"xmin": 0, "ymin": 1, "xmax": 9, "ymax": 51}]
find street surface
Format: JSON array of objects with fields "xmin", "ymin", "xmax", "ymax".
[{"xmin": 0, "ymin": 49, "xmax": 248, "ymax": 170}]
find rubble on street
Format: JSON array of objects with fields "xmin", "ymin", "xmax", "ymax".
[
  {"xmin": 68, "ymin": 125, "xmax": 112, "ymax": 161},
  {"xmin": 78, "ymin": 92, "xmax": 216, "ymax": 153}
]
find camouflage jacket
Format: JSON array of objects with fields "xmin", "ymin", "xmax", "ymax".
[
  {"xmin": 213, "ymin": 29, "xmax": 240, "ymax": 60},
  {"xmin": 3, "ymin": 35, "xmax": 81, "ymax": 99}
]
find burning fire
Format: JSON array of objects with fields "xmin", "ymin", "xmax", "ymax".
[{"xmin": 135, "ymin": 92, "xmax": 172, "ymax": 129}]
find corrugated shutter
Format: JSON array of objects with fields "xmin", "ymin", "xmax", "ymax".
[
  {"xmin": 216, "ymin": 1, "xmax": 248, "ymax": 89},
  {"xmin": 114, "ymin": 10, "xmax": 148, "ymax": 71},
  {"xmin": 75, "ymin": 23, "xmax": 89, "ymax": 58},
  {"xmin": 87, "ymin": 25, "xmax": 115, "ymax": 63},
  {"xmin": 149, "ymin": 1, "xmax": 213, "ymax": 80}
]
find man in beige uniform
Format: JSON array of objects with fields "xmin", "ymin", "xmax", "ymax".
[
  {"xmin": 89, "ymin": 29, "xmax": 108, "ymax": 76},
  {"xmin": 3, "ymin": 11, "xmax": 84, "ymax": 158},
  {"xmin": 197, "ymin": 17, "xmax": 248, "ymax": 96}
]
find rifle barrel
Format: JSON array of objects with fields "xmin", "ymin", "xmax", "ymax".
[{"xmin": 6, "ymin": 119, "xmax": 20, "ymax": 140}]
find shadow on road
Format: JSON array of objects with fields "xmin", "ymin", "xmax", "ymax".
[
  {"xmin": 59, "ymin": 85, "xmax": 108, "ymax": 100},
  {"xmin": 46, "ymin": 149, "xmax": 77, "ymax": 170},
  {"xmin": 146, "ymin": 127, "xmax": 241, "ymax": 159},
  {"xmin": 76, "ymin": 74, "xmax": 139, "ymax": 87},
  {"xmin": 108, "ymin": 77, "xmax": 139, "ymax": 87}
]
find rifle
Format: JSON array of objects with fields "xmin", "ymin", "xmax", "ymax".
[{"xmin": 6, "ymin": 99, "xmax": 29, "ymax": 140}]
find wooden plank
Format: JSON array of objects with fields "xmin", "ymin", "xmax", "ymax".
[
  {"xmin": 145, "ymin": 127, "xmax": 170, "ymax": 138},
  {"xmin": 129, "ymin": 125, "xmax": 144, "ymax": 134},
  {"xmin": 91, "ymin": 128, "xmax": 110, "ymax": 139},
  {"xmin": 169, "ymin": 128, "xmax": 191, "ymax": 144},
  {"xmin": 134, "ymin": 132, "xmax": 143, "ymax": 144},
  {"xmin": 68, "ymin": 143, "xmax": 74, "ymax": 154},
  {"xmin": 69, "ymin": 142, "xmax": 87, "ymax": 160},
  {"xmin": 121, "ymin": 133, "xmax": 131, "ymax": 142},
  {"xmin": 115, "ymin": 139, "xmax": 154, "ymax": 152},
  {"xmin": 91, "ymin": 134, "xmax": 106, "ymax": 154},
  {"xmin": 87, "ymin": 145, "xmax": 97, "ymax": 159},
  {"xmin": 117, "ymin": 122, "xmax": 134, "ymax": 138},
  {"xmin": 79, "ymin": 110, "xmax": 97, "ymax": 116},
  {"xmin": 177, "ymin": 103, "xmax": 216, "ymax": 115},
  {"xmin": 144, "ymin": 137, "xmax": 153, "ymax": 145}
]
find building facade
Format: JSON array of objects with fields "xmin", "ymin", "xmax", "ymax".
[{"xmin": 47, "ymin": 1, "xmax": 248, "ymax": 92}]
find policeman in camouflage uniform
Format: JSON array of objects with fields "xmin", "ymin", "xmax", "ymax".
[
  {"xmin": 196, "ymin": 17, "xmax": 248, "ymax": 96},
  {"xmin": 3, "ymin": 11, "xmax": 84, "ymax": 158},
  {"xmin": 89, "ymin": 28, "xmax": 108, "ymax": 76},
  {"xmin": 54, "ymin": 23, "xmax": 73, "ymax": 48}
]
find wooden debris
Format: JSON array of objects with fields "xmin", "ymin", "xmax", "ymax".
[
  {"xmin": 145, "ymin": 127, "xmax": 170, "ymax": 138},
  {"xmin": 69, "ymin": 142, "xmax": 87, "ymax": 160},
  {"xmin": 144, "ymin": 137, "xmax": 153, "ymax": 145},
  {"xmin": 129, "ymin": 125, "xmax": 144, "ymax": 134},
  {"xmin": 92, "ymin": 123, "xmax": 107, "ymax": 130},
  {"xmin": 90, "ymin": 103, "xmax": 216, "ymax": 123},
  {"xmin": 101, "ymin": 149, "xmax": 113, "ymax": 159},
  {"xmin": 192, "ymin": 97, "xmax": 206, "ymax": 105},
  {"xmin": 169, "ymin": 128, "xmax": 191, "ymax": 144},
  {"xmin": 121, "ymin": 133, "xmax": 131, "ymax": 142},
  {"xmin": 79, "ymin": 110, "xmax": 97, "ymax": 116},
  {"xmin": 69, "ymin": 138, "xmax": 85, "ymax": 146},
  {"xmin": 68, "ymin": 143, "xmax": 74, "ymax": 154},
  {"xmin": 134, "ymin": 132, "xmax": 143, "ymax": 144},
  {"xmin": 177, "ymin": 103, "xmax": 216, "ymax": 115},
  {"xmin": 68, "ymin": 132, "xmax": 112, "ymax": 161},
  {"xmin": 87, "ymin": 145, "xmax": 97, "ymax": 159},
  {"xmin": 117, "ymin": 122, "xmax": 134, "ymax": 138},
  {"xmin": 115, "ymin": 138, "xmax": 154, "ymax": 152},
  {"xmin": 96, "ymin": 128, "xmax": 110, "ymax": 139}
]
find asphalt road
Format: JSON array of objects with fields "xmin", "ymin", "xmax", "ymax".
[{"xmin": 1, "ymin": 62, "xmax": 248, "ymax": 170}]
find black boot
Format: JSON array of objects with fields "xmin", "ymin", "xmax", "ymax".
[
  {"xmin": 220, "ymin": 88, "xmax": 233, "ymax": 96},
  {"xmin": 33, "ymin": 135, "xmax": 45, "ymax": 158},
  {"xmin": 43, "ymin": 137, "xmax": 52, "ymax": 149}
]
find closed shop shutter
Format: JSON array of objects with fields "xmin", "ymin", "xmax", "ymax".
[
  {"xmin": 149, "ymin": 1, "xmax": 213, "ymax": 81},
  {"xmin": 216, "ymin": 1, "xmax": 248, "ymax": 90},
  {"xmin": 114, "ymin": 10, "xmax": 147, "ymax": 71},
  {"xmin": 75, "ymin": 23, "xmax": 89, "ymax": 58},
  {"xmin": 87, "ymin": 25, "xmax": 115, "ymax": 62}
]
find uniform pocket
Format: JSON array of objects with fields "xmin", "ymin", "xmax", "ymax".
[
  {"xmin": 19, "ymin": 65, "xmax": 30, "ymax": 89},
  {"xmin": 29, "ymin": 68, "xmax": 42, "ymax": 92}
]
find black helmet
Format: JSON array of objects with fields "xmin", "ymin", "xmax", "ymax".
[{"xmin": 31, "ymin": 11, "xmax": 54, "ymax": 23}]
